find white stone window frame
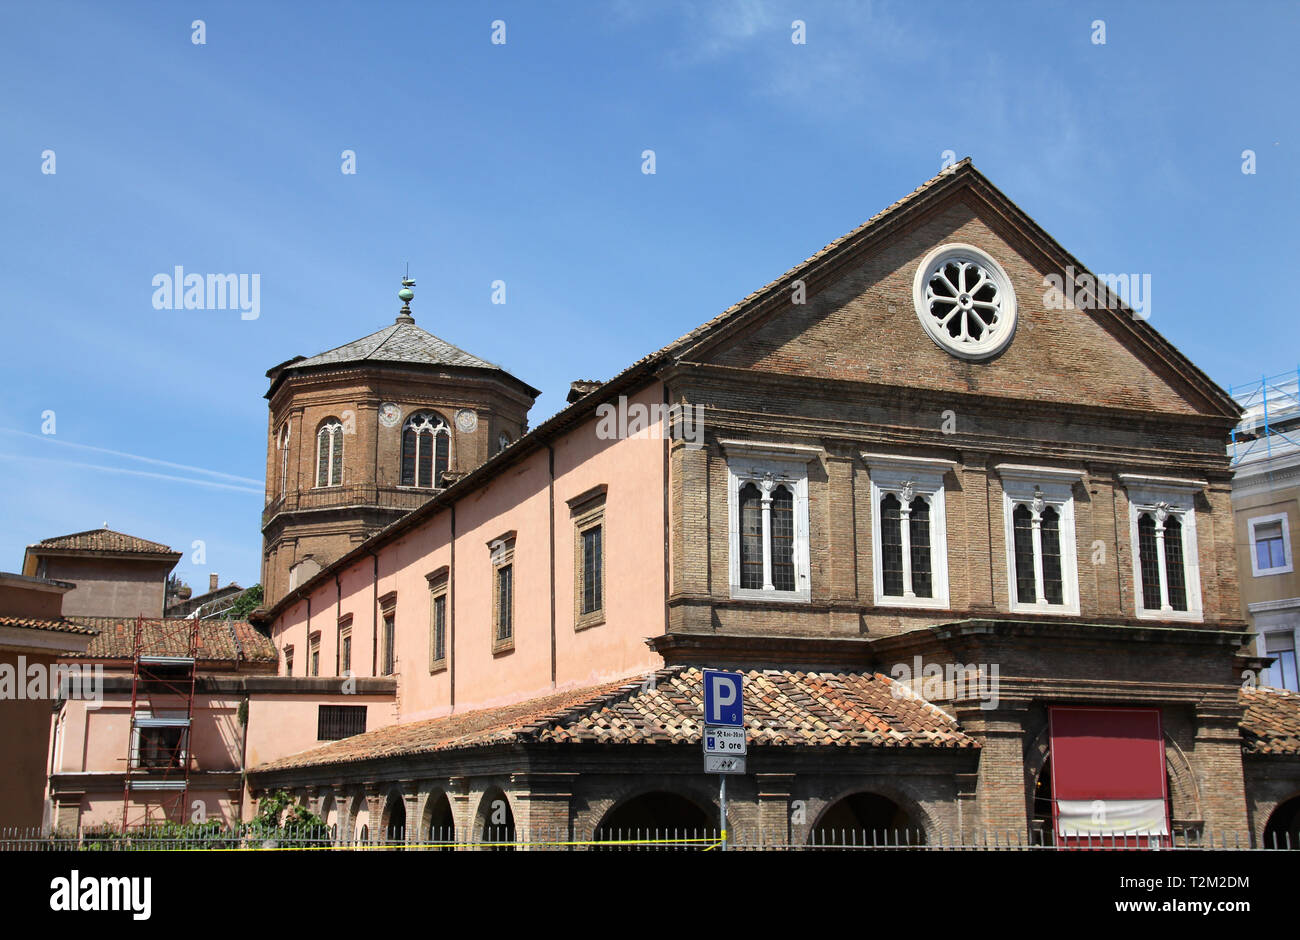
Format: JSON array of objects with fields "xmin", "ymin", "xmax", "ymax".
[
  {"xmin": 997, "ymin": 464, "xmax": 1084, "ymax": 616},
  {"xmin": 1120, "ymin": 474, "xmax": 1206, "ymax": 623},
  {"xmin": 720, "ymin": 440, "xmax": 821, "ymax": 604},
  {"xmin": 863, "ymin": 453, "xmax": 954, "ymax": 609},
  {"xmin": 1249, "ymin": 598, "xmax": 1300, "ymax": 691},
  {"xmin": 1248, "ymin": 512, "xmax": 1293, "ymax": 578}
]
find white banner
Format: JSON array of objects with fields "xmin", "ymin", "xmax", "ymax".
[{"xmin": 1056, "ymin": 798, "xmax": 1168, "ymax": 837}]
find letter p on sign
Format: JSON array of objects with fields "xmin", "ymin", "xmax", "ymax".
[{"xmin": 703, "ymin": 669, "xmax": 744, "ymax": 726}]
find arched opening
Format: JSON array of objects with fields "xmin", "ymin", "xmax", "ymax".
[
  {"xmin": 425, "ymin": 792, "xmax": 455, "ymax": 850},
  {"xmin": 1263, "ymin": 795, "xmax": 1300, "ymax": 849},
  {"xmin": 348, "ymin": 791, "xmax": 369, "ymax": 844},
  {"xmin": 1031, "ymin": 748, "xmax": 1177, "ymax": 846},
  {"xmin": 477, "ymin": 789, "xmax": 515, "ymax": 851},
  {"xmin": 320, "ymin": 795, "xmax": 338, "ymax": 844},
  {"xmin": 810, "ymin": 792, "xmax": 926, "ymax": 847},
  {"xmin": 384, "ymin": 794, "xmax": 406, "ymax": 846},
  {"xmin": 594, "ymin": 791, "xmax": 714, "ymax": 850}
]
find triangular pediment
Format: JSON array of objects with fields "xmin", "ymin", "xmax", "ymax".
[{"xmin": 669, "ymin": 162, "xmax": 1237, "ymax": 421}]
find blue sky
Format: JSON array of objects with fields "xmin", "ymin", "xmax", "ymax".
[{"xmin": 1, "ymin": 0, "xmax": 1296, "ymax": 590}]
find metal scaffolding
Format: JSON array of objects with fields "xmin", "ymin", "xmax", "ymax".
[
  {"xmin": 120, "ymin": 616, "xmax": 200, "ymax": 830},
  {"xmin": 1228, "ymin": 368, "xmax": 1300, "ymax": 467}
]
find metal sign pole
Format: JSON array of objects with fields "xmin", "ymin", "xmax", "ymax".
[{"xmin": 720, "ymin": 773, "xmax": 727, "ymax": 852}]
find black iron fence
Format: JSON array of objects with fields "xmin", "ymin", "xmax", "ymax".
[{"xmin": 0, "ymin": 824, "xmax": 1294, "ymax": 851}]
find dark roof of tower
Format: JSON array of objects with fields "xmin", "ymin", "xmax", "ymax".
[{"xmin": 266, "ymin": 319, "xmax": 540, "ymax": 398}]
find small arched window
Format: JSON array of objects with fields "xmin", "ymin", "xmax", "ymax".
[
  {"xmin": 316, "ymin": 419, "xmax": 343, "ymax": 488},
  {"xmin": 278, "ymin": 424, "xmax": 291, "ymax": 498},
  {"xmin": 402, "ymin": 412, "xmax": 450, "ymax": 488},
  {"xmin": 497, "ymin": 432, "xmax": 511, "ymax": 455}
]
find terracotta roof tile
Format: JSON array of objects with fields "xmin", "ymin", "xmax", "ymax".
[
  {"xmin": 1241, "ymin": 686, "xmax": 1300, "ymax": 755},
  {"xmin": 252, "ymin": 666, "xmax": 974, "ymax": 773},
  {"xmin": 31, "ymin": 528, "xmax": 176, "ymax": 555},
  {"xmin": 0, "ymin": 615, "xmax": 99, "ymax": 636},
  {"xmin": 65, "ymin": 617, "xmax": 275, "ymax": 663}
]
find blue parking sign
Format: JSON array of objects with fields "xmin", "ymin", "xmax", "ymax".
[{"xmin": 702, "ymin": 670, "xmax": 744, "ymax": 727}]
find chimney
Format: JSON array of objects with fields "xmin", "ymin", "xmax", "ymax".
[
  {"xmin": 566, "ymin": 379, "xmax": 603, "ymax": 404},
  {"xmin": 209, "ymin": 573, "xmax": 219, "ymax": 593}
]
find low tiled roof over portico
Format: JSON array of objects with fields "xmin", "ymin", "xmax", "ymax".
[
  {"xmin": 252, "ymin": 666, "xmax": 975, "ymax": 773},
  {"xmin": 1240, "ymin": 686, "xmax": 1300, "ymax": 755}
]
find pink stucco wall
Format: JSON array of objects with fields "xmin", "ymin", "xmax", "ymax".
[
  {"xmin": 261, "ymin": 381, "xmax": 668, "ymax": 752},
  {"xmin": 54, "ymin": 690, "xmax": 244, "ymax": 775}
]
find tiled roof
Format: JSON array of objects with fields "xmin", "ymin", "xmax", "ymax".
[
  {"xmin": 31, "ymin": 528, "xmax": 177, "ymax": 555},
  {"xmin": 0, "ymin": 615, "xmax": 99, "ymax": 636},
  {"xmin": 252, "ymin": 667, "xmax": 974, "ymax": 773},
  {"xmin": 65, "ymin": 617, "xmax": 276, "ymax": 663},
  {"xmin": 288, "ymin": 320, "xmax": 500, "ymax": 372},
  {"xmin": 1240, "ymin": 686, "xmax": 1300, "ymax": 755}
]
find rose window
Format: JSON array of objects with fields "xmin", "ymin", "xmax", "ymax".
[{"xmin": 912, "ymin": 243, "xmax": 1017, "ymax": 359}]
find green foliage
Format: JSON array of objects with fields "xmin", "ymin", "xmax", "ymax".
[
  {"xmin": 253, "ymin": 789, "xmax": 326, "ymax": 834},
  {"xmin": 226, "ymin": 584, "xmax": 263, "ymax": 620}
]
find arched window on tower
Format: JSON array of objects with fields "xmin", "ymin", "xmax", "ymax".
[
  {"xmin": 278, "ymin": 423, "xmax": 291, "ymax": 498},
  {"xmin": 402, "ymin": 412, "xmax": 450, "ymax": 488},
  {"xmin": 316, "ymin": 418, "xmax": 343, "ymax": 488}
]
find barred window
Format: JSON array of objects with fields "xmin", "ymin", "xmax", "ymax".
[
  {"xmin": 581, "ymin": 525, "xmax": 603, "ymax": 614},
  {"xmin": 401, "ymin": 412, "xmax": 450, "ymax": 488},
  {"xmin": 382, "ymin": 612, "xmax": 395, "ymax": 675},
  {"xmin": 1040, "ymin": 506, "xmax": 1063, "ymax": 605},
  {"xmin": 1138, "ymin": 510, "xmax": 1189, "ymax": 612},
  {"xmin": 431, "ymin": 593, "xmax": 446, "ymax": 663},
  {"xmin": 739, "ymin": 483, "xmax": 764, "ymax": 590},
  {"xmin": 496, "ymin": 564, "xmax": 513, "ymax": 641},
  {"xmin": 1137, "ymin": 513, "xmax": 1161, "ymax": 609},
  {"xmin": 1012, "ymin": 504, "xmax": 1037, "ymax": 604},
  {"xmin": 725, "ymin": 445, "xmax": 814, "ymax": 601},
  {"xmin": 770, "ymin": 485, "xmax": 795, "ymax": 591},
  {"xmin": 1162, "ymin": 515, "xmax": 1187, "ymax": 611},
  {"xmin": 908, "ymin": 497, "xmax": 933, "ymax": 599},
  {"xmin": 317, "ymin": 705, "xmax": 366, "ymax": 741},
  {"xmin": 880, "ymin": 493, "xmax": 904, "ymax": 597},
  {"xmin": 316, "ymin": 419, "xmax": 343, "ymax": 487}
]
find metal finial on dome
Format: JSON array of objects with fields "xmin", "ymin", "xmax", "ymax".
[{"xmin": 397, "ymin": 264, "xmax": 416, "ymax": 323}]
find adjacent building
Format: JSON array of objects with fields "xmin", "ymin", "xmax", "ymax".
[
  {"xmin": 46, "ymin": 616, "xmax": 279, "ymax": 831},
  {"xmin": 1230, "ymin": 371, "xmax": 1300, "ymax": 692},
  {"xmin": 22, "ymin": 528, "xmax": 182, "ymax": 619},
  {"xmin": 0, "ymin": 573, "xmax": 97, "ymax": 828}
]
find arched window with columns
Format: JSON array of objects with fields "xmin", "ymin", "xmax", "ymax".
[
  {"xmin": 401, "ymin": 411, "xmax": 450, "ymax": 488},
  {"xmin": 315, "ymin": 418, "xmax": 343, "ymax": 488}
]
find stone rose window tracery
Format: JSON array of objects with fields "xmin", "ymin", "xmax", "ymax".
[{"xmin": 913, "ymin": 243, "xmax": 1018, "ymax": 360}]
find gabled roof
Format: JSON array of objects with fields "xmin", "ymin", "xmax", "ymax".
[
  {"xmin": 1240, "ymin": 686, "xmax": 1300, "ymax": 755},
  {"xmin": 65, "ymin": 617, "xmax": 276, "ymax": 664},
  {"xmin": 250, "ymin": 666, "xmax": 974, "ymax": 773},
  {"xmin": 29, "ymin": 528, "xmax": 178, "ymax": 556}
]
